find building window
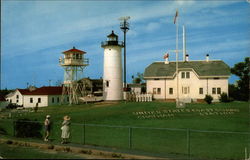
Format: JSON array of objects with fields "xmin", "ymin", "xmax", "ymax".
[
  {"xmin": 67, "ymin": 97, "xmax": 69, "ymax": 102},
  {"xmin": 182, "ymin": 87, "xmax": 190, "ymax": 94},
  {"xmin": 38, "ymin": 98, "xmax": 41, "ymax": 103},
  {"xmin": 181, "ymin": 72, "xmax": 190, "ymax": 79},
  {"xmin": 16, "ymin": 99, "xmax": 19, "ymax": 103},
  {"xmin": 217, "ymin": 88, "xmax": 221, "ymax": 94},
  {"xmin": 181, "ymin": 72, "xmax": 185, "ymax": 78},
  {"xmin": 52, "ymin": 97, "xmax": 54, "ymax": 103},
  {"xmin": 186, "ymin": 72, "xmax": 190, "ymax": 79},
  {"xmin": 153, "ymin": 88, "xmax": 157, "ymax": 94},
  {"xmin": 199, "ymin": 88, "xmax": 203, "ymax": 94},
  {"xmin": 10, "ymin": 99, "xmax": 12, "ymax": 103},
  {"xmin": 30, "ymin": 98, "xmax": 33, "ymax": 103},
  {"xmin": 153, "ymin": 88, "xmax": 161, "ymax": 94},
  {"xmin": 157, "ymin": 88, "xmax": 161, "ymax": 94},
  {"xmin": 106, "ymin": 81, "xmax": 109, "ymax": 87},
  {"xmin": 169, "ymin": 88, "xmax": 173, "ymax": 94},
  {"xmin": 16, "ymin": 95, "xmax": 19, "ymax": 99},
  {"xmin": 212, "ymin": 88, "xmax": 216, "ymax": 94},
  {"xmin": 57, "ymin": 97, "xmax": 60, "ymax": 103}
]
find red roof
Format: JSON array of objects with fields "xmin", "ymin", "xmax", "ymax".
[
  {"xmin": 18, "ymin": 86, "xmax": 63, "ymax": 95},
  {"xmin": 63, "ymin": 47, "xmax": 86, "ymax": 54},
  {"xmin": 0, "ymin": 95, "xmax": 6, "ymax": 101},
  {"xmin": 18, "ymin": 89, "xmax": 30, "ymax": 95}
]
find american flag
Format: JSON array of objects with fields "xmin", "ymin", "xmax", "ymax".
[
  {"xmin": 174, "ymin": 9, "xmax": 178, "ymax": 24},
  {"xmin": 163, "ymin": 53, "xmax": 169, "ymax": 59}
]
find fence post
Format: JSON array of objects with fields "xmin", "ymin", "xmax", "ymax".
[
  {"xmin": 187, "ymin": 129, "xmax": 190, "ymax": 159},
  {"xmin": 82, "ymin": 122, "xmax": 86, "ymax": 145},
  {"xmin": 13, "ymin": 120, "xmax": 16, "ymax": 137},
  {"xmin": 129, "ymin": 127, "xmax": 132, "ymax": 149}
]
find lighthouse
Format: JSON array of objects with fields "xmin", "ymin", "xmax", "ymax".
[{"xmin": 101, "ymin": 30, "xmax": 124, "ymax": 101}]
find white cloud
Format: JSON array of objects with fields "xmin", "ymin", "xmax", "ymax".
[{"xmin": 145, "ymin": 22, "xmax": 161, "ymax": 32}]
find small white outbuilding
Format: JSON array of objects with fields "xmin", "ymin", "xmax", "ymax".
[{"xmin": 5, "ymin": 86, "xmax": 66, "ymax": 108}]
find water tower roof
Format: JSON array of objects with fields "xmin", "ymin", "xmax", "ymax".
[{"xmin": 63, "ymin": 47, "xmax": 86, "ymax": 54}]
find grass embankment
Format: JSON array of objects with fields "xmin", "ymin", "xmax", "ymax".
[{"xmin": 0, "ymin": 101, "xmax": 249, "ymax": 160}]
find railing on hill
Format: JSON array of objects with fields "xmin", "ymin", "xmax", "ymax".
[
  {"xmin": 126, "ymin": 93, "xmax": 153, "ymax": 102},
  {"xmin": 0, "ymin": 119, "xmax": 249, "ymax": 160}
]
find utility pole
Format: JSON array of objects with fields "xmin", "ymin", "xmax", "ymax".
[{"xmin": 119, "ymin": 16, "xmax": 130, "ymax": 90}]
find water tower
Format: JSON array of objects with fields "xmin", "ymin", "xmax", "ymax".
[
  {"xmin": 101, "ymin": 31, "xmax": 124, "ymax": 101},
  {"xmin": 59, "ymin": 47, "xmax": 89, "ymax": 104}
]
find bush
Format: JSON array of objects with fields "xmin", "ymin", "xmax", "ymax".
[
  {"xmin": 219, "ymin": 92, "xmax": 231, "ymax": 102},
  {"xmin": 0, "ymin": 127, "xmax": 7, "ymax": 135},
  {"xmin": 6, "ymin": 140, "xmax": 13, "ymax": 144},
  {"xmin": 6, "ymin": 103, "xmax": 23, "ymax": 109},
  {"xmin": 14, "ymin": 118, "xmax": 42, "ymax": 138},
  {"xmin": 204, "ymin": 95, "xmax": 213, "ymax": 104}
]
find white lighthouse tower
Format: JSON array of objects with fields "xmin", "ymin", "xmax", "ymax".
[{"xmin": 101, "ymin": 30, "xmax": 124, "ymax": 101}]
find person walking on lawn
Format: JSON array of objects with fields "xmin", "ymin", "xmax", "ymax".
[
  {"xmin": 44, "ymin": 115, "xmax": 51, "ymax": 142},
  {"xmin": 61, "ymin": 115, "xmax": 71, "ymax": 144}
]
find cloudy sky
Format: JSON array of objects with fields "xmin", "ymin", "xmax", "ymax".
[{"xmin": 1, "ymin": 0, "xmax": 250, "ymax": 89}]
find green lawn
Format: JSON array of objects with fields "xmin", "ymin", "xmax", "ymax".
[
  {"xmin": 0, "ymin": 143, "xmax": 84, "ymax": 159},
  {"xmin": 0, "ymin": 101, "xmax": 249, "ymax": 160}
]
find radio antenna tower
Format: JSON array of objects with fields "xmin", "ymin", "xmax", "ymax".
[
  {"xmin": 59, "ymin": 47, "xmax": 89, "ymax": 105},
  {"xmin": 119, "ymin": 16, "xmax": 130, "ymax": 90}
]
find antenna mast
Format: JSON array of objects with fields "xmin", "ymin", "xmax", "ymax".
[{"xmin": 119, "ymin": 16, "xmax": 130, "ymax": 91}]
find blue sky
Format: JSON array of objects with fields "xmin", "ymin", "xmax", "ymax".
[{"xmin": 1, "ymin": 0, "xmax": 250, "ymax": 89}]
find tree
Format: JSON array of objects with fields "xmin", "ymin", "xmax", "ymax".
[
  {"xmin": 231, "ymin": 57, "xmax": 249, "ymax": 101},
  {"xmin": 228, "ymin": 84, "xmax": 239, "ymax": 100},
  {"xmin": 132, "ymin": 72, "xmax": 144, "ymax": 84}
]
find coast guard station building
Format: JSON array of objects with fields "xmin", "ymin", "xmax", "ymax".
[{"xmin": 144, "ymin": 55, "xmax": 231, "ymax": 102}]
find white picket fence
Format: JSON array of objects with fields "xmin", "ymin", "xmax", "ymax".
[{"xmin": 126, "ymin": 93, "xmax": 152, "ymax": 102}]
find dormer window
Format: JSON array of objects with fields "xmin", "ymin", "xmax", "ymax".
[{"xmin": 181, "ymin": 72, "xmax": 190, "ymax": 79}]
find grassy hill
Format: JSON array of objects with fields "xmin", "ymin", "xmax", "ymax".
[
  {"xmin": 9, "ymin": 101, "xmax": 249, "ymax": 131},
  {"xmin": 0, "ymin": 101, "xmax": 249, "ymax": 159}
]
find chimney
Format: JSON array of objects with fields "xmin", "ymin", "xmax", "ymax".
[
  {"xmin": 206, "ymin": 54, "xmax": 209, "ymax": 62},
  {"xmin": 186, "ymin": 54, "xmax": 189, "ymax": 61},
  {"xmin": 183, "ymin": 25, "xmax": 186, "ymax": 61}
]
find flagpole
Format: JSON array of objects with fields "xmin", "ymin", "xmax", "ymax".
[{"xmin": 175, "ymin": 9, "xmax": 179, "ymax": 106}]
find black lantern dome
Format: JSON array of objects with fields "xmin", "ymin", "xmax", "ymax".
[{"xmin": 101, "ymin": 30, "xmax": 124, "ymax": 47}]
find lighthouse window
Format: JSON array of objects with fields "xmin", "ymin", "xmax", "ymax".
[
  {"xmin": 76, "ymin": 54, "xmax": 79, "ymax": 59},
  {"xmin": 106, "ymin": 81, "xmax": 109, "ymax": 87}
]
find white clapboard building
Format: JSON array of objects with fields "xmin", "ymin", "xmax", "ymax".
[
  {"xmin": 5, "ymin": 86, "xmax": 67, "ymax": 108},
  {"xmin": 144, "ymin": 56, "xmax": 231, "ymax": 102}
]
